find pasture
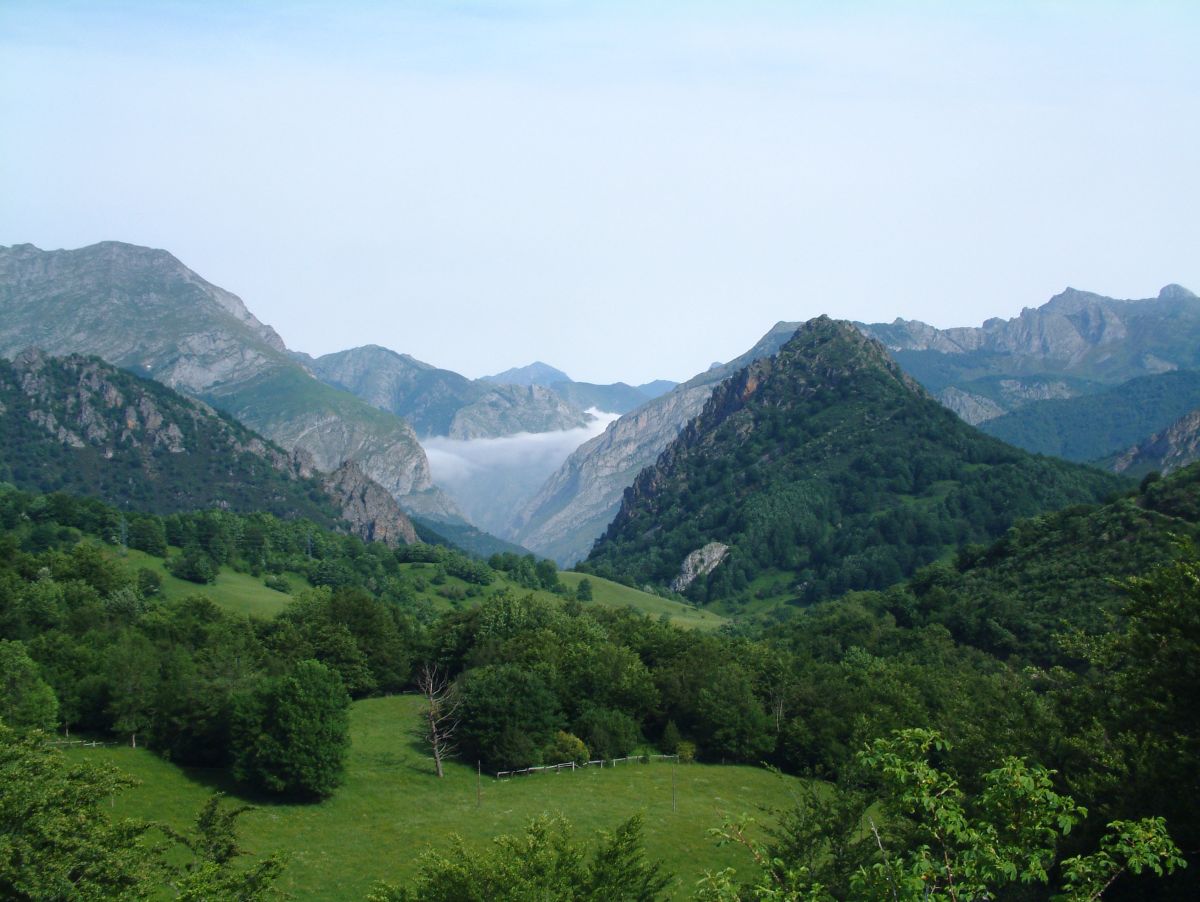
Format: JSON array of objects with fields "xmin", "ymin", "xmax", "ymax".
[{"xmin": 71, "ymin": 694, "xmax": 801, "ymax": 900}]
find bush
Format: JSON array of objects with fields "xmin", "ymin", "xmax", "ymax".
[
  {"xmin": 677, "ymin": 741, "xmax": 696, "ymax": 764},
  {"xmin": 168, "ymin": 547, "xmax": 216, "ymax": 584},
  {"xmin": 574, "ymin": 707, "xmax": 640, "ymax": 760},
  {"xmin": 545, "ymin": 730, "xmax": 589, "ymax": 765}
]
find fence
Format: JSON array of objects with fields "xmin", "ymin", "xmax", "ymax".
[
  {"xmin": 496, "ymin": 753, "xmax": 678, "ymax": 779},
  {"xmin": 45, "ymin": 738, "xmax": 114, "ymax": 748}
]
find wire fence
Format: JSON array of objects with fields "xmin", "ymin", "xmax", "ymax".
[{"xmin": 496, "ymin": 753, "xmax": 678, "ymax": 779}]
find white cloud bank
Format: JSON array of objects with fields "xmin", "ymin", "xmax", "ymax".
[{"xmin": 421, "ymin": 409, "xmax": 620, "ymax": 537}]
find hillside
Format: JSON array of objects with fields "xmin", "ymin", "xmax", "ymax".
[
  {"xmin": 584, "ymin": 317, "xmax": 1125, "ymax": 604},
  {"xmin": 0, "ymin": 349, "xmax": 424, "ymax": 545},
  {"xmin": 978, "ymin": 369, "xmax": 1200, "ymax": 462},
  {"xmin": 0, "ymin": 241, "xmax": 446, "ymax": 515},
  {"xmin": 1109, "ymin": 408, "xmax": 1200, "ymax": 478}
]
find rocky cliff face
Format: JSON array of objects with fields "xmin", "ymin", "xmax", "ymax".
[
  {"xmin": 1111, "ymin": 409, "xmax": 1200, "ymax": 478},
  {"xmin": 512, "ymin": 321, "xmax": 804, "ymax": 565},
  {"xmin": 448, "ymin": 384, "xmax": 590, "ymax": 439},
  {"xmin": 0, "ymin": 242, "xmax": 437, "ymax": 511},
  {"xmin": 859, "ymin": 284, "xmax": 1200, "ymax": 419},
  {"xmin": 322, "ymin": 460, "xmax": 418, "ymax": 546}
]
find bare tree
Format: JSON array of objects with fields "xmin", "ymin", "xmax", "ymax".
[{"xmin": 417, "ymin": 664, "xmax": 459, "ymax": 778}]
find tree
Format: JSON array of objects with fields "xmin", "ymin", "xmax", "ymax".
[
  {"xmin": 457, "ymin": 664, "xmax": 563, "ymax": 771},
  {"xmin": 0, "ymin": 639, "xmax": 59, "ymax": 731},
  {"xmin": 576, "ymin": 577, "xmax": 594, "ymax": 601},
  {"xmin": 699, "ymin": 729, "xmax": 1184, "ymax": 901},
  {"xmin": 232, "ymin": 659, "xmax": 350, "ymax": 798},
  {"xmin": 367, "ymin": 814, "xmax": 670, "ymax": 902},
  {"xmin": 417, "ymin": 663, "xmax": 459, "ymax": 778},
  {"xmin": 0, "ymin": 720, "xmax": 161, "ymax": 899}
]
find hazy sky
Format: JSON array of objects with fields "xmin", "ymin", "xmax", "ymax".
[{"xmin": 3, "ymin": 1, "xmax": 1197, "ymax": 384}]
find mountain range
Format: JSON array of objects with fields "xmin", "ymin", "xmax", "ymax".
[{"xmin": 582, "ymin": 317, "xmax": 1123, "ymax": 603}]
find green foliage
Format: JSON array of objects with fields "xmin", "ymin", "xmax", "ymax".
[
  {"xmin": 231, "ymin": 659, "xmax": 351, "ymax": 798},
  {"xmin": 168, "ymin": 546, "xmax": 217, "ymax": 584},
  {"xmin": 0, "ymin": 640, "xmax": 59, "ymax": 730},
  {"xmin": 576, "ymin": 576, "xmax": 594, "ymax": 600},
  {"xmin": 702, "ymin": 729, "xmax": 1184, "ymax": 901},
  {"xmin": 547, "ymin": 730, "xmax": 590, "ymax": 765},
  {"xmin": 979, "ymin": 368, "xmax": 1200, "ymax": 463},
  {"xmin": 368, "ymin": 814, "xmax": 671, "ymax": 902},
  {"xmin": 457, "ymin": 664, "xmax": 563, "ymax": 771},
  {"xmin": 573, "ymin": 707, "xmax": 640, "ymax": 760}
]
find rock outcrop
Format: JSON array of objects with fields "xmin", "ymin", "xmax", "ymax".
[
  {"xmin": 1111, "ymin": 408, "xmax": 1200, "ymax": 477},
  {"xmin": 322, "ymin": 461, "xmax": 418, "ymax": 546},
  {"xmin": 671, "ymin": 543, "xmax": 729, "ymax": 593}
]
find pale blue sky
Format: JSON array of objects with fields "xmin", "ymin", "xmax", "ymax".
[{"xmin": 3, "ymin": 2, "xmax": 1197, "ymax": 383}]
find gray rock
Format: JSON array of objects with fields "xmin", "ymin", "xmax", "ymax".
[{"xmin": 671, "ymin": 542, "xmax": 729, "ymax": 593}]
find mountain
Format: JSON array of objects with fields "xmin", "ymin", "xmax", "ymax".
[
  {"xmin": 1109, "ymin": 408, "xmax": 1200, "ymax": 478},
  {"xmin": 548, "ymin": 380, "xmax": 652, "ymax": 415},
  {"xmin": 0, "ymin": 241, "xmax": 451, "ymax": 515},
  {"xmin": 481, "ymin": 361, "xmax": 571, "ymax": 387},
  {"xmin": 583, "ymin": 317, "xmax": 1125, "ymax": 604},
  {"xmin": 859, "ymin": 284, "xmax": 1200, "ymax": 424},
  {"xmin": 636, "ymin": 379, "xmax": 678, "ymax": 399},
  {"xmin": 307, "ymin": 346, "xmax": 591, "ymax": 438},
  {"xmin": 977, "ymin": 370, "xmax": 1200, "ymax": 463},
  {"xmin": 512, "ymin": 321, "xmax": 804, "ymax": 565},
  {"xmin": 0, "ymin": 350, "xmax": 417, "ymax": 544}
]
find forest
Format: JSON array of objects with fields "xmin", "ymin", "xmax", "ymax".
[{"xmin": 2, "ymin": 464, "xmax": 1198, "ymax": 897}]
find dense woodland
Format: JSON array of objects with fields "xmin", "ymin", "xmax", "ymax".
[{"xmin": 2, "ymin": 461, "xmax": 1199, "ymax": 897}]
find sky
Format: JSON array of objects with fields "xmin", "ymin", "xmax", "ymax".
[{"xmin": 2, "ymin": 1, "xmax": 1198, "ymax": 385}]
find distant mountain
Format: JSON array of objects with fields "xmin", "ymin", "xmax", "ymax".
[
  {"xmin": 978, "ymin": 370, "xmax": 1200, "ymax": 463},
  {"xmin": 513, "ymin": 321, "xmax": 803, "ymax": 565},
  {"xmin": 636, "ymin": 379, "xmax": 678, "ymax": 399},
  {"xmin": 307, "ymin": 346, "xmax": 591, "ymax": 438},
  {"xmin": 860, "ymin": 284, "xmax": 1200, "ymax": 424},
  {"xmin": 0, "ymin": 241, "xmax": 454, "ymax": 517},
  {"xmin": 0, "ymin": 350, "xmax": 417, "ymax": 544},
  {"xmin": 1109, "ymin": 408, "xmax": 1200, "ymax": 478},
  {"xmin": 583, "ymin": 317, "xmax": 1124, "ymax": 604},
  {"xmin": 482, "ymin": 361, "xmax": 571, "ymax": 387},
  {"xmin": 548, "ymin": 380, "xmax": 650, "ymax": 415}
]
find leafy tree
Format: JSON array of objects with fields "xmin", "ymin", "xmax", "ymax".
[
  {"xmin": 231, "ymin": 659, "xmax": 350, "ymax": 798},
  {"xmin": 574, "ymin": 706, "xmax": 640, "ymax": 760},
  {"xmin": 167, "ymin": 795, "xmax": 286, "ymax": 901},
  {"xmin": 577, "ymin": 577, "xmax": 594, "ymax": 601},
  {"xmin": 168, "ymin": 546, "xmax": 217, "ymax": 584},
  {"xmin": 368, "ymin": 814, "xmax": 670, "ymax": 901},
  {"xmin": 457, "ymin": 664, "xmax": 563, "ymax": 771},
  {"xmin": 0, "ymin": 720, "xmax": 162, "ymax": 899},
  {"xmin": 699, "ymin": 729, "xmax": 1184, "ymax": 901},
  {"xmin": 0, "ymin": 639, "xmax": 59, "ymax": 730}
]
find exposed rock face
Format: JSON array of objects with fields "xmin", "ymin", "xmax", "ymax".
[
  {"xmin": 0, "ymin": 350, "xmax": 347, "ymax": 523},
  {"xmin": 322, "ymin": 461, "xmax": 418, "ymax": 546},
  {"xmin": 448, "ymin": 384, "xmax": 590, "ymax": 439},
  {"xmin": 1112, "ymin": 408, "xmax": 1200, "ymax": 477},
  {"xmin": 513, "ymin": 321, "xmax": 804, "ymax": 565},
  {"xmin": 938, "ymin": 387, "xmax": 1006, "ymax": 425},
  {"xmin": 671, "ymin": 542, "xmax": 729, "ymax": 593},
  {"xmin": 0, "ymin": 242, "xmax": 436, "ymax": 511}
]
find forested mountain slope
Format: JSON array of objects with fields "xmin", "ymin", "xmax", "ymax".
[
  {"xmin": 0, "ymin": 350, "xmax": 418, "ymax": 544},
  {"xmin": 584, "ymin": 317, "xmax": 1125, "ymax": 603}
]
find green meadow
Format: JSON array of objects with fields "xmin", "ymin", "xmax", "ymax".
[
  {"xmin": 115, "ymin": 546, "xmax": 725, "ymax": 629},
  {"xmin": 70, "ymin": 695, "xmax": 801, "ymax": 900}
]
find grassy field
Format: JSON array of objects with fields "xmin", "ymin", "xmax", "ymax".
[
  {"xmin": 114, "ymin": 547, "xmax": 726, "ymax": 631},
  {"xmin": 559, "ymin": 572, "xmax": 728, "ymax": 630},
  {"xmin": 71, "ymin": 695, "xmax": 801, "ymax": 900}
]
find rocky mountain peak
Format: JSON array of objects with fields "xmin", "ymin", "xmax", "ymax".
[{"xmin": 1159, "ymin": 283, "xmax": 1196, "ymax": 301}]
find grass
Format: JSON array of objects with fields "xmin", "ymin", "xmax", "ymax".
[
  {"xmin": 559, "ymin": 572, "xmax": 729, "ymax": 631},
  {"xmin": 117, "ymin": 548, "xmax": 301, "ymax": 619},
  {"xmin": 113, "ymin": 547, "xmax": 728, "ymax": 630},
  {"xmin": 70, "ymin": 695, "xmax": 802, "ymax": 900}
]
